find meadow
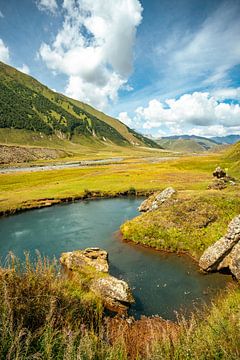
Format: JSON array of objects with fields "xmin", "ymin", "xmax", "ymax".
[{"xmin": 0, "ymin": 152, "xmax": 235, "ymax": 215}]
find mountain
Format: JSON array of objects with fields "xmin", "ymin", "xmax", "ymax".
[
  {"xmin": 225, "ymin": 141, "xmax": 240, "ymax": 161},
  {"xmin": 210, "ymin": 135, "xmax": 240, "ymax": 145},
  {"xmin": 156, "ymin": 135, "xmax": 220, "ymax": 153},
  {"xmin": 0, "ymin": 61, "xmax": 159, "ymax": 149}
]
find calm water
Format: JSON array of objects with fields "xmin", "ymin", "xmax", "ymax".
[{"xmin": 0, "ymin": 198, "xmax": 231, "ymax": 320}]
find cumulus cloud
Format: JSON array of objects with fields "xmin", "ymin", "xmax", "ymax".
[
  {"xmin": 118, "ymin": 112, "xmax": 132, "ymax": 127},
  {"xmin": 132, "ymin": 92, "xmax": 240, "ymax": 136},
  {"xmin": 36, "ymin": 0, "xmax": 58, "ymax": 14},
  {"xmin": 0, "ymin": 38, "xmax": 9, "ymax": 63},
  {"xmin": 0, "ymin": 10, "xmax": 4, "ymax": 18},
  {"xmin": 39, "ymin": 0, "xmax": 142, "ymax": 109},
  {"xmin": 17, "ymin": 64, "xmax": 30, "ymax": 75}
]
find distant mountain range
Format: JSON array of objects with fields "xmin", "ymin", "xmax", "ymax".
[
  {"xmin": 156, "ymin": 135, "xmax": 219, "ymax": 153},
  {"xmin": 155, "ymin": 134, "xmax": 240, "ymax": 153},
  {"xmin": 0, "ymin": 61, "xmax": 159, "ymax": 150},
  {"xmin": 210, "ymin": 135, "xmax": 240, "ymax": 144}
]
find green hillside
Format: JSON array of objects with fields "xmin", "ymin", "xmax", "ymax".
[
  {"xmin": 0, "ymin": 61, "xmax": 159, "ymax": 149},
  {"xmin": 225, "ymin": 141, "xmax": 240, "ymax": 161},
  {"xmin": 157, "ymin": 136, "xmax": 219, "ymax": 153}
]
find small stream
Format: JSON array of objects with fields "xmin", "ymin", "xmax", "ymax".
[{"xmin": 0, "ymin": 198, "xmax": 231, "ymax": 320}]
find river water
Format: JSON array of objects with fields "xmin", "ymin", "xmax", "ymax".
[{"xmin": 0, "ymin": 198, "xmax": 231, "ymax": 320}]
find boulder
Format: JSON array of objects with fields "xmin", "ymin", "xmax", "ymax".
[
  {"xmin": 60, "ymin": 248, "xmax": 134, "ymax": 313},
  {"xmin": 138, "ymin": 187, "xmax": 176, "ymax": 212},
  {"xmin": 91, "ymin": 276, "xmax": 135, "ymax": 314},
  {"xmin": 199, "ymin": 215, "xmax": 240, "ymax": 280},
  {"xmin": 213, "ymin": 166, "xmax": 226, "ymax": 179},
  {"xmin": 208, "ymin": 179, "xmax": 227, "ymax": 190},
  {"xmin": 60, "ymin": 247, "xmax": 109, "ymax": 273}
]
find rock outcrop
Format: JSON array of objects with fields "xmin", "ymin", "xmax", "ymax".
[
  {"xmin": 199, "ymin": 215, "xmax": 240, "ymax": 280},
  {"xmin": 60, "ymin": 247, "xmax": 109, "ymax": 273},
  {"xmin": 213, "ymin": 166, "xmax": 226, "ymax": 179},
  {"xmin": 138, "ymin": 187, "xmax": 176, "ymax": 212},
  {"xmin": 208, "ymin": 167, "xmax": 236, "ymax": 190},
  {"xmin": 60, "ymin": 247, "xmax": 134, "ymax": 314}
]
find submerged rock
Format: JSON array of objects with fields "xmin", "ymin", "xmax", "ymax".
[
  {"xmin": 138, "ymin": 187, "xmax": 176, "ymax": 212},
  {"xmin": 60, "ymin": 248, "xmax": 134, "ymax": 313},
  {"xmin": 60, "ymin": 247, "xmax": 109, "ymax": 273},
  {"xmin": 199, "ymin": 215, "xmax": 240, "ymax": 280}
]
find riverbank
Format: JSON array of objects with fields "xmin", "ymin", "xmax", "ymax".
[{"xmin": 121, "ymin": 191, "xmax": 240, "ymax": 261}]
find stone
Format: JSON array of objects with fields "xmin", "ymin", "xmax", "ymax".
[
  {"xmin": 138, "ymin": 187, "xmax": 176, "ymax": 212},
  {"xmin": 199, "ymin": 215, "xmax": 240, "ymax": 280},
  {"xmin": 90, "ymin": 276, "xmax": 135, "ymax": 314},
  {"xmin": 60, "ymin": 247, "xmax": 109, "ymax": 273},
  {"xmin": 207, "ymin": 179, "xmax": 227, "ymax": 190},
  {"xmin": 217, "ymin": 242, "xmax": 240, "ymax": 280},
  {"xmin": 60, "ymin": 248, "xmax": 134, "ymax": 313},
  {"xmin": 213, "ymin": 166, "xmax": 226, "ymax": 179}
]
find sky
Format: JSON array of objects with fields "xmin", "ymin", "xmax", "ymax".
[{"xmin": 0, "ymin": 0, "xmax": 240, "ymax": 138}]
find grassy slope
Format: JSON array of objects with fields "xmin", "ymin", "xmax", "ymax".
[
  {"xmin": 121, "ymin": 144, "xmax": 240, "ymax": 259},
  {"xmin": 0, "ymin": 128, "xmax": 167, "ymax": 165},
  {"xmin": 0, "ymin": 61, "xmax": 159, "ymax": 149},
  {"xmin": 121, "ymin": 191, "xmax": 240, "ymax": 259}
]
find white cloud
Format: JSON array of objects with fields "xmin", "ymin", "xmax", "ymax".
[
  {"xmin": 17, "ymin": 64, "xmax": 30, "ymax": 75},
  {"xmin": 118, "ymin": 112, "xmax": 132, "ymax": 127},
  {"xmin": 36, "ymin": 0, "xmax": 58, "ymax": 14},
  {"xmin": 0, "ymin": 10, "xmax": 4, "ymax": 18},
  {"xmin": 0, "ymin": 38, "xmax": 9, "ymax": 63},
  {"xmin": 39, "ymin": 0, "xmax": 142, "ymax": 109},
  {"xmin": 134, "ymin": 92, "xmax": 240, "ymax": 135},
  {"xmin": 212, "ymin": 87, "xmax": 240, "ymax": 101}
]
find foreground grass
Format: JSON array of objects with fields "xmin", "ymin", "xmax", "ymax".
[
  {"xmin": 0, "ymin": 153, "xmax": 235, "ymax": 214},
  {"xmin": 0, "ymin": 256, "xmax": 239, "ymax": 359}
]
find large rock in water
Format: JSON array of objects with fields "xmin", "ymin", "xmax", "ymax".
[
  {"xmin": 60, "ymin": 247, "xmax": 109, "ymax": 273},
  {"xmin": 199, "ymin": 215, "xmax": 240, "ymax": 280},
  {"xmin": 60, "ymin": 248, "xmax": 134, "ymax": 313},
  {"xmin": 138, "ymin": 187, "xmax": 176, "ymax": 212},
  {"xmin": 90, "ymin": 276, "xmax": 134, "ymax": 314}
]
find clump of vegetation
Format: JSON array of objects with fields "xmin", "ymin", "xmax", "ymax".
[{"xmin": 121, "ymin": 193, "xmax": 240, "ymax": 259}]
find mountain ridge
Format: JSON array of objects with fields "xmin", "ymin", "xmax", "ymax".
[{"xmin": 0, "ymin": 61, "xmax": 159, "ymax": 149}]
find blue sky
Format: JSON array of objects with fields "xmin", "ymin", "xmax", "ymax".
[{"xmin": 0, "ymin": 0, "xmax": 240, "ymax": 137}]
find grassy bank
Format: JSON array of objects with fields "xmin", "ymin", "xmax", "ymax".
[
  {"xmin": 121, "ymin": 191, "xmax": 240, "ymax": 259},
  {"xmin": 0, "ymin": 256, "xmax": 239, "ymax": 359},
  {"xmin": 0, "ymin": 153, "xmax": 235, "ymax": 215}
]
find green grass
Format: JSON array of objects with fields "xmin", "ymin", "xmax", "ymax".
[
  {"xmin": 121, "ymin": 192, "xmax": 240, "ymax": 259},
  {"xmin": 153, "ymin": 284, "xmax": 240, "ymax": 360},
  {"xmin": 0, "ymin": 153, "xmax": 231, "ymax": 214}
]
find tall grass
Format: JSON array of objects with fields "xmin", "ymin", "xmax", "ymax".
[{"xmin": 0, "ymin": 255, "xmax": 239, "ymax": 359}]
